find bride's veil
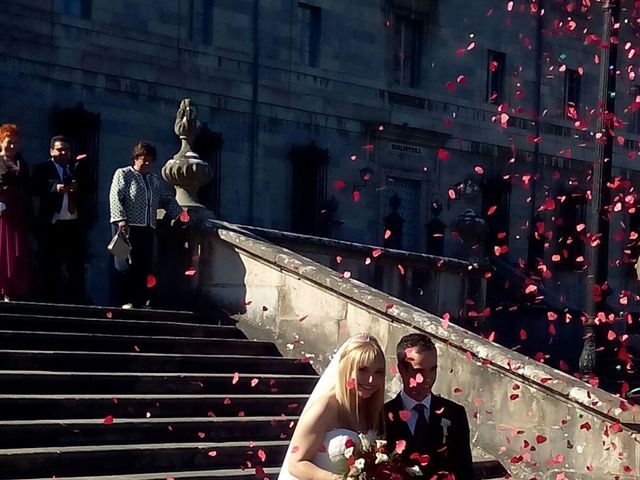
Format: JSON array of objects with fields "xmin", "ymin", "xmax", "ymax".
[{"xmin": 277, "ymin": 333, "xmax": 372, "ymax": 480}]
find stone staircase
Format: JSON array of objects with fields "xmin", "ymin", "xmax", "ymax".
[
  {"xmin": 0, "ymin": 301, "xmax": 315, "ymax": 479},
  {"xmin": 0, "ymin": 301, "xmax": 504, "ymax": 479}
]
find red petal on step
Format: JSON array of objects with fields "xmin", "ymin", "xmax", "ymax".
[{"xmin": 258, "ymin": 449, "xmax": 266, "ymax": 462}]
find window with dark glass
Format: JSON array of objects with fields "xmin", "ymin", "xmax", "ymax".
[
  {"xmin": 64, "ymin": 0, "xmax": 91, "ymax": 19},
  {"xmin": 487, "ymin": 50, "xmax": 505, "ymax": 104},
  {"xmin": 392, "ymin": 16, "xmax": 421, "ymax": 88},
  {"xmin": 556, "ymin": 183, "xmax": 587, "ymax": 269},
  {"xmin": 190, "ymin": 0, "xmax": 215, "ymax": 45},
  {"xmin": 564, "ymin": 69, "xmax": 581, "ymax": 119},
  {"xmin": 299, "ymin": 3, "xmax": 321, "ymax": 67},
  {"xmin": 202, "ymin": 0, "xmax": 214, "ymax": 45}
]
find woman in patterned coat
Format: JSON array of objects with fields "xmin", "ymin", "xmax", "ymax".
[{"xmin": 109, "ymin": 141, "xmax": 183, "ymax": 308}]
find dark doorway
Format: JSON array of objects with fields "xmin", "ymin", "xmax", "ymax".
[
  {"xmin": 49, "ymin": 103, "xmax": 101, "ymax": 225},
  {"xmin": 192, "ymin": 123, "xmax": 223, "ymax": 216},
  {"xmin": 290, "ymin": 142, "xmax": 328, "ymax": 235},
  {"xmin": 481, "ymin": 174, "xmax": 511, "ymax": 255}
]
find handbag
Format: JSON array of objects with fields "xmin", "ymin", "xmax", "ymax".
[{"xmin": 107, "ymin": 230, "xmax": 132, "ymax": 261}]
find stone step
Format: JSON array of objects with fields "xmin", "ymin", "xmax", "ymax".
[
  {"xmin": 0, "ymin": 331, "xmax": 279, "ymax": 355},
  {"xmin": 17, "ymin": 463, "xmax": 506, "ymax": 480},
  {"xmin": 0, "ymin": 301, "xmax": 202, "ymax": 323},
  {"xmin": 0, "ymin": 442, "xmax": 506, "ymax": 480},
  {"xmin": 0, "ymin": 371, "xmax": 318, "ymax": 395},
  {"xmin": 0, "ymin": 313, "xmax": 244, "ymax": 338},
  {"xmin": 0, "ymin": 351, "xmax": 317, "ymax": 375},
  {"xmin": 20, "ymin": 468, "xmax": 281, "ymax": 480},
  {"xmin": 0, "ymin": 440, "xmax": 288, "ymax": 479},
  {"xmin": 0, "ymin": 394, "xmax": 308, "ymax": 420},
  {"xmin": 0, "ymin": 416, "xmax": 297, "ymax": 449}
]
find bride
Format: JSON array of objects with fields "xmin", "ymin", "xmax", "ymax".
[{"xmin": 279, "ymin": 333, "xmax": 386, "ymax": 479}]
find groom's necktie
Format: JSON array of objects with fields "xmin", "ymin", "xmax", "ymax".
[{"xmin": 413, "ymin": 403, "xmax": 429, "ymax": 441}]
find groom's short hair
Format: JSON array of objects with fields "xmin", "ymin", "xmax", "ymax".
[{"xmin": 396, "ymin": 333, "xmax": 437, "ymax": 365}]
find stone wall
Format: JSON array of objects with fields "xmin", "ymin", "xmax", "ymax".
[
  {"xmin": 2, "ymin": 0, "xmax": 640, "ymax": 312},
  {"xmin": 198, "ymin": 224, "xmax": 640, "ymax": 480}
]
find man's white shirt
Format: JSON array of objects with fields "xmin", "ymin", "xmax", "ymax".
[
  {"xmin": 52, "ymin": 160, "xmax": 77, "ymax": 221},
  {"xmin": 400, "ymin": 390, "xmax": 432, "ymax": 435}
]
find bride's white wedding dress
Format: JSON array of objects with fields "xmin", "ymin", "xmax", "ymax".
[
  {"xmin": 278, "ymin": 334, "xmax": 377, "ymax": 480},
  {"xmin": 313, "ymin": 428, "xmax": 359, "ymax": 473}
]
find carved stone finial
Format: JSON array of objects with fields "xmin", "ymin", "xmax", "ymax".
[
  {"xmin": 174, "ymin": 98, "xmax": 201, "ymax": 155},
  {"xmin": 162, "ymin": 99, "xmax": 213, "ymax": 209}
]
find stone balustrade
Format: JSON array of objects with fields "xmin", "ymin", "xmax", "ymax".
[{"xmin": 196, "ymin": 221, "xmax": 640, "ymax": 480}]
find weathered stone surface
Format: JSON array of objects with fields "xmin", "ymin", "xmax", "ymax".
[
  {"xmin": 201, "ymin": 225, "xmax": 640, "ymax": 480},
  {"xmin": 4, "ymin": 0, "xmax": 640, "ymax": 311}
]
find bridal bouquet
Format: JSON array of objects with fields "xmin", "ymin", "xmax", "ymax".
[{"xmin": 342, "ymin": 432, "xmax": 420, "ymax": 479}]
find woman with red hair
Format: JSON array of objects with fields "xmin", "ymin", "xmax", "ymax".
[{"xmin": 0, "ymin": 124, "xmax": 32, "ymax": 300}]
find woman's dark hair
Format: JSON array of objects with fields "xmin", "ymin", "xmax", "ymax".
[
  {"xmin": 131, "ymin": 141, "xmax": 157, "ymax": 162},
  {"xmin": 50, "ymin": 135, "xmax": 69, "ymax": 148},
  {"xmin": 396, "ymin": 333, "xmax": 436, "ymax": 366}
]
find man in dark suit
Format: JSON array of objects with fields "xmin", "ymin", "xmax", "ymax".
[
  {"xmin": 385, "ymin": 333, "xmax": 474, "ymax": 479},
  {"xmin": 32, "ymin": 135, "xmax": 86, "ymax": 303}
]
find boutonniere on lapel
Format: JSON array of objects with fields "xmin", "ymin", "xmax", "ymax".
[{"xmin": 440, "ymin": 418, "xmax": 452, "ymax": 444}]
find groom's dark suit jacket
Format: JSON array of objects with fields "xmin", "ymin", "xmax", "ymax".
[{"xmin": 385, "ymin": 393, "xmax": 474, "ymax": 480}]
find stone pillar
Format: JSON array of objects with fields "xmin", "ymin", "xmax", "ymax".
[{"xmin": 160, "ymin": 99, "xmax": 214, "ymax": 311}]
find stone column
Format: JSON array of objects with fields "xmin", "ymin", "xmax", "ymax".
[{"xmin": 160, "ymin": 99, "xmax": 214, "ymax": 310}]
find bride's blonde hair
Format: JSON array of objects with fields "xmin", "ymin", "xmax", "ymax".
[{"xmin": 335, "ymin": 335, "xmax": 385, "ymax": 433}]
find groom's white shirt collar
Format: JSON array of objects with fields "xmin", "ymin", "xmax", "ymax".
[{"xmin": 400, "ymin": 390, "xmax": 432, "ymax": 434}]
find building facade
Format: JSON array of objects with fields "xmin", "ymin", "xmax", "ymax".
[{"xmin": 2, "ymin": 0, "xmax": 640, "ymax": 319}]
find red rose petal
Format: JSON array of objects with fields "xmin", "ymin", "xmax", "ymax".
[
  {"xmin": 437, "ymin": 148, "xmax": 450, "ymax": 161},
  {"xmin": 535, "ymin": 435, "xmax": 547, "ymax": 444}
]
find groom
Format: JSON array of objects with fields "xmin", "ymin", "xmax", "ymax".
[{"xmin": 385, "ymin": 333, "xmax": 473, "ymax": 479}]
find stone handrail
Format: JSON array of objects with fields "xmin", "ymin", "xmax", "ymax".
[
  {"xmin": 231, "ymin": 223, "xmax": 488, "ymax": 322},
  {"xmin": 239, "ymin": 224, "xmax": 483, "ymax": 273},
  {"xmin": 197, "ymin": 222, "xmax": 640, "ymax": 479}
]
